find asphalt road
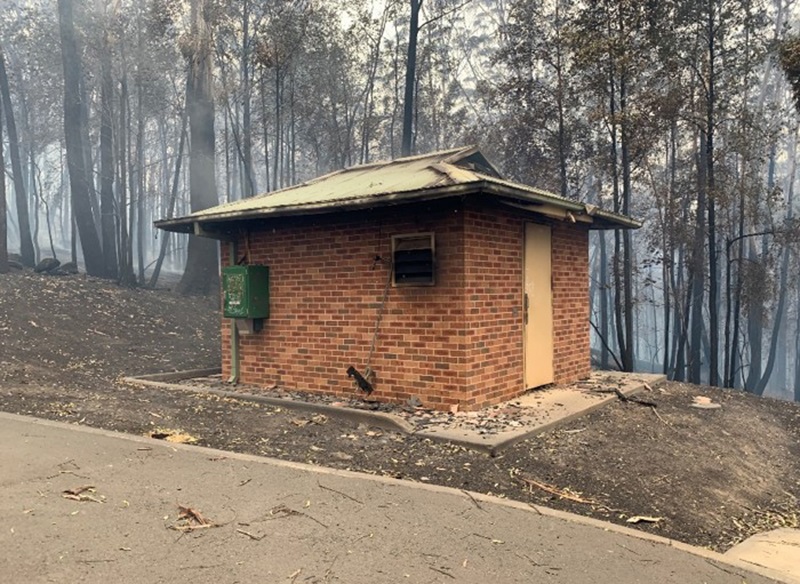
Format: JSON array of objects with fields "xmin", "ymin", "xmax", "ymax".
[{"xmin": 0, "ymin": 412, "xmax": 783, "ymax": 584}]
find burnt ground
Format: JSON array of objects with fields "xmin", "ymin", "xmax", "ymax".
[{"xmin": 1, "ymin": 270, "xmax": 798, "ymax": 552}]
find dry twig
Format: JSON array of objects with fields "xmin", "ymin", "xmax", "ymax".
[
  {"xmin": 651, "ymin": 406, "xmax": 671, "ymax": 426},
  {"xmin": 461, "ymin": 490, "xmax": 484, "ymax": 511},
  {"xmin": 169, "ymin": 504, "xmax": 220, "ymax": 532},
  {"xmin": 63, "ymin": 485, "xmax": 94, "ymax": 496},
  {"xmin": 520, "ymin": 477, "xmax": 597, "ymax": 505},
  {"xmin": 614, "ymin": 387, "xmax": 658, "ymax": 408},
  {"xmin": 62, "ymin": 485, "xmax": 103, "ymax": 503},
  {"xmin": 178, "ymin": 505, "xmax": 209, "ymax": 525},
  {"xmin": 236, "ymin": 528, "xmax": 266, "ymax": 541},
  {"xmin": 429, "ymin": 566, "xmax": 455, "ymax": 579},
  {"xmin": 317, "ymin": 481, "xmax": 363, "ymax": 504}
]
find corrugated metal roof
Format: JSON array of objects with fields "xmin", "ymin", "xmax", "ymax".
[{"xmin": 156, "ymin": 146, "xmax": 640, "ymax": 233}]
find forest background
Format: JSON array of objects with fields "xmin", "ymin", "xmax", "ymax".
[{"xmin": 1, "ymin": 0, "xmax": 800, "ymax": 401}]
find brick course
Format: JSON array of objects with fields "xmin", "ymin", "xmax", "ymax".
[{"xmin": 219, "ymin": 199, "xmax": 590, "ymax": 411}]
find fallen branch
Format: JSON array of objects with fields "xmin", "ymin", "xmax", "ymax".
[{"xmin": 614, "ymin": 387, "xmax": 658, "ymax": 408}]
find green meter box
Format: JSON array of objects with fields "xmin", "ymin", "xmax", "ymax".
[{"xmin": 222, "ymin": 265, "xmax": 270, "ymax": 319}]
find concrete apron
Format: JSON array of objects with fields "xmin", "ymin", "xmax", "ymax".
[
  {"xmin": 725, "ymin": 528, "xmax": 800, "ymax": 584},
  {"xmin": 122, "ymin": 370, "xmax": 667, "ymax": 455},
  {"xmin": 0, "ymin": 411, "xmax": 791, "ymax": 584}
]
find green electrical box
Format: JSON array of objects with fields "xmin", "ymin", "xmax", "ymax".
[{"xmin": 222, "ymin": 265, "xmax": 270, "ymax": 319}]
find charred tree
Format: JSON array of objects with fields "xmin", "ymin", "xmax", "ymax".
[
  {"xmin": 0, "ymin": 44, "xmax": 34, "ymax": 267},
  {"xmin": 0, "ymin": 94, "xmax": 7, "ymax": 274},
  {"xmin": 401, "ymin": 0, "xmax": 421, "ymax": 157},
  {"xmin": 176, "ymin": 0, "xmax": 219, "ymax": 296},
  {"xmin": 58, "ymin": 0, "xmax": 104, "ymax": 277},
  {"xmin": 99, "ymin": 30, "xmax": 118, "ymax": 279},
  {"xmin": 149, "ymin": 91, "xmax": 188, "ymax": 288}
]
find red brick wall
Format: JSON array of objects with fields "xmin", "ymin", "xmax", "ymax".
[
  {"xmin": 551, "ymin": 222, "xmax": 591, "ymax": 383},
  {"xmin": 462, "ymin": 206, "xmax": 525, "ymax": 408},
  {"xmin": 219, "ymin": 201, "xmax": 591, "ymax": 411},
  {"xmin": 459, "ymin": 206, "xmax": 591, "ymax": 409},
  {"xmin": 220, "ymin": 204, "xmax": 469, "ymax": 409}
]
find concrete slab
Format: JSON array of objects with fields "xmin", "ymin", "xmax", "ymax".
[
  {"xmin": 415, "ymin": 372, "xmax": 666, "ymax": 454},
  {"xmin": 725, "ymin": 528, "xmax": 800, "ymax": 584},
  {"xmin": 122, "ymin": 370, "xmax": 667, "ymax": 455},
  {"xmin": 0, "ymin": 411, "xmax": 788, "ymax": 584}
]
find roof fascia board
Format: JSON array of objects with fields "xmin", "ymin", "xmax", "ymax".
[
  {"xmin": 499, "ymin": 200, "xmax": 593, "ymax": 224},
  {"xmin": 482, "ymin": 183, "xmax": 641, "ymax": 230}
]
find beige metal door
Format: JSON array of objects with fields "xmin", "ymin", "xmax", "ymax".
[{"xmin": 524, "ymin": 223, "xmax": 554, "ymax": 388}]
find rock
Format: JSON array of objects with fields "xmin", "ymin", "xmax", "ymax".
[
  {"xmin": 34, "ymin": 258, "xmax": 60, "ymax": 273},
  {"xmin": 407, "ymin": 395, "xmax": 423, "ymax": 409},
  {"xmin": 59, "ymin": 261, "xmax": 79, "ymax": 274}
]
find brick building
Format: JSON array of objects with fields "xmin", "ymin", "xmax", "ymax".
[{"xmin": 157, "ymin": 147, "xmax": 639, "ymax": 411}]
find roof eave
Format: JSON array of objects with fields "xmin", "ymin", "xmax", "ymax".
[
  {"xmin": 154, "ymin": 180, "xmax": 642, "ymax": 236},
  {"xmin": 153, "ymin": 182, "xmax": 487, "ymax": 236},
  {"xmin": 481, "ymin": 183, "xmax": 642, "ymax": 230}
]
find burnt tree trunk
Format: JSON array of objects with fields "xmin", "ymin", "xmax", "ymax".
[
  {"xmin": 117, "ymin": 74, "xmax": 136, "ymax": 286},
  {"xmin": 176, "ymin": 0, "xmax": 219, "ymax": 296},
  {"xmin": 58, "ymin": 0, "xmax": 104, "ymax": 276},
  {"xmin": 401, "ymin": 0, "xmax": 421, "ymax": 157},
  {"xmin": 0, "ymin": 44, "xmax": 34, "ymax": 267},
  {"xmin": 689, "ymin": 132, "xmax": 707, "ymax": 384},
  {"xmin": 0, "ymin": 94, "xmax": 7, "ymax": 273},
  {"xmin": 100, "ymin": 32, "xmax": 118, "ymax": 279}
]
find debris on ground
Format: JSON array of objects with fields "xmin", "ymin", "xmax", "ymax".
[
  {"xmin": 626, "ymin": 515, "xmax": 663, "ymax": 524},
  {"xmin": 236, "ymin": 528, "xmax": 266, "ymax": 541},
  {"xmin": 62, "ymin": 485, "xmax": 104, "ymax": 503},
  {"xmin": 690, "ymin": 396, "xmax": 722, "ymax": 410},
  {"xmin": 169, "ymin": 504, "xmax": 217, "ymax": 532},
  {"xmin": 147, "ymin": 429, "xmax": 198, "ymax": 443},
  {"xmin": 518, "ymin": 476, "xmax": 599, "ymax": 507}
]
